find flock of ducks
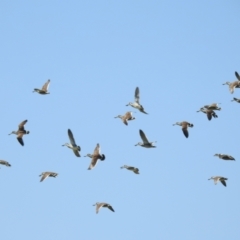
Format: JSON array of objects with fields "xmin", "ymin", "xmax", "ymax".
[
  {"xmin": 1, "ymin": 71, "xmax": 240, "ymax": 213},
  {"xmin": 173, "ymin": 71, "xmax": 240, "ymax": 188}
]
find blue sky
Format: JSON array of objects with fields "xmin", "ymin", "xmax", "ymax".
[{"xmin": 0, "ymin": 1, "xmax": 240, "ymax": 239}]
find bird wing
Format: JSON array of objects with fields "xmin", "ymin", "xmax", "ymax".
[
  {"xmin": 123, "ymin": 119, "xmax": 128, "ymax": 125},
  {"xmin": 210, "ymin": 103, "xmax": 217, "ymax": 108},
  {"xmin": 17, "ymin": 132, "xmax": 24, "ymax": 146},
  {"xmin": 181, "ymin": 122, "xmax": 190, "ymax": 138},
  {"xmin": 88, "ymin": 155, "xmax": 98, "ymax": 170},
  {"xmin": 107, "ymin": 205, "xmax": 115, "ymax": 212},
  {"xmin": 225, "ymin": 155, "xmax": 234, "ymax": 160},
  {"xmin": 73, "ymin": 149, "xmax": 80, "ymax": 157},
  {"xmin": 213, "ymin": 178, "xmax": 219, "ymax": 185},
  {"xmin": 40, "ymin": 173, "xmax": 49, "ymax": 182},
  {"xmin": 127, "ymin": 166, "xmax": 135, "ymax": 171},
  {"xmin": 96, "ymin": 203, "xmax": 104, "ymax": 214},
  {"xmin": 49, "ymin": 172, "xmax": 58, "ymax": 177},
  {"xmin": 68, "ymin": 129, "xmax": 76, "ymax": 146},
  {"xmin": 220, "ymin": 179, "xmax": 227, "ymax": 187},
  {"xmin": 212, "ymin": 111, "xmax": 218, "ymax": 118},
  {"xmin": 139, "ymin": 130, "xmax": 149, "ymax": 144},
  {"xmin": 18, "ymin": 120, "xmax": 27, "ymax": 130},
  {"xmin": 88, "ymin": 146, "xmax": 100, "ymax": 169},
  {"xmin": 235, "ymin": 71, "xmax": 240, "ymax": 81},
  {"xmin": 42, "ymin": 79, "xmax": 50, "ymax": 91},
  {"xmin": 93, "ymin": 144, "xmax": 100, "ymax": 155},
  {"xmin": 229, "ymin": 82, "xmax": 237, "ymax": 93},
  {"xmin": 135, "ymin": 87, "xmax": 140, "ymax": 103},
  {"xmin": 139, "ymin": 107, "xmax": 148, "ymax": 114},
  {"xmin": 207, "ymin": 111, "xmax": 212, "ymax": 120},
  {"xmin": 182, "ymin": 128, "xmax": 189, "ymax": 138}
]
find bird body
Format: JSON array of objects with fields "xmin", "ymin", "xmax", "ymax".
[
  {"xmin": 223, "ymin": 72, "xmax": 240, "ymax": 94},
  {"xmin": 62, "ymin": 129, "xmax": 81, "ymax": 157},
  {"xmin": 114, "ymin": 111, "xmax": 135, "ymax": 125},
  {"xmin": 9, "ymin": 120, "xmax": 30, "ymax": 146},
  {"xmin": 173, "ymin": 121, "xmax": 193, "ymax": 138},
  {"xmin": 208, "ymin": 176, "xmax": 228, "ymax": 187},
  {"xmin": 126, "ymin": 87, "xmax": 148, "ymax": 114},
  {"xmin": 93, "ymin": 202, "xmax": 115, "ymax": 214},
  {"xmin": 214, "ymin": 154, "xmax": 235, "ymax": 161},
  {"xmin": 135, "ymin": 129, "xmax": 156, "ymax": 148},
  {"xmin": 0, "ymin": 160, "xmax": 11, "ymax": 167},
  {"xmin": 120, "ymin": 165, "xmax": 139, "ymax": 174},
  {"xmin": 197, "ymin": 108, "xmax": 218, "ymax": 121},
  {"xmin": 223, "ymin": 81, "xmax": 240, "ymax": 94},
  {"xmin": 39, "ymin": 172, "xmax": 58, "ymax": 182},
  {"xmin": 86, "ymin": 144, "xmax": 105, "ymax": 170},
  {"xmin": 33, "ymin": 79, "xmax": 50, "ymax": 94}
]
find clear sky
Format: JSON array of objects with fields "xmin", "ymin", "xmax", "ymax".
[{"xmin": 0, "ymin": 1, "xmax": 239, "ymax": 239}]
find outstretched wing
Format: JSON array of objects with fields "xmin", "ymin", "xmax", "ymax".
[
  {"xmin": 68, "ymin": 129, "xmax": 76, "ymax": 146},
  {"xmin": 42, "ymin": 79, "xmax": 50, "ymax": 91},
  {"xmin": 123, "ymin": 119, "xmax": 128, "ymax": 125},
  {"xmin": 181, "ymin": 122, "xmax": 189, "ymax": 138},
  {"xmin": 73, "ymin": 149, "xmax": 80, "ymax": 157},
  {"xmin": 40, "ymin": 173, "xmax": 49, "ymax": 182},
  {"xmin": 135, "ymin": 87, "xmax": 140, "ymax": 103},
  {"xmin": 88, "ymin": 156, "xmax": 98, "ymax": 170},
  {"xmin": 225, "ymin": 155, "xmax": 234, "ymax": 160},
  {"xmin": 182, "ymin": 128, "xmax": 189, "ymax": 138},
  {"xmin": 18, "ymin": 120, "xmax": 27, "ymax": 130},
  {"xmin": 139, "ymin": 129, "xmax": 149, "ymax": 143},
  {"xmin": 139, "ymin": 108, "xmax": 148, "ymax": 114},
  {"xmin": 88, "ymin": 144, "xmax": 100, "ymax": 169},
  {"xmin": 17, "ymin": 132, "xmax": 24, "ymax": 146},
  {"xmin": 107, "ymin": 205, "xmax": 115, "ymax": 212},
  {"xmin": 207, "ymin": 112, "xmax": 212, "ymax": 121},
  {"xmin": 96, "ymin": 203, "xmax": 104, "ymax": 214},
  {"xmin": 220, "ymin": 179, "xmax": 227, "ymax": 187},
  {"xmin": 93, "ymin": 143, "xmax": 100, "ymax": 155},
  {"xmin": 235, "ymin": 71, "xmax": 240, "ymax": 81},
  {"xmin": 127, "ymin": 166, "xmax": 135, "ymax": 171}
]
